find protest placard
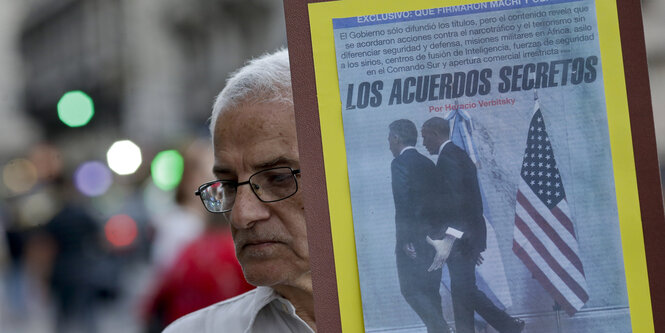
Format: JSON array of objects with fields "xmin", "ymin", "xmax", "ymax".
[{"xmin": 284, "ymin": 0, "xmax": 664, "ymax": 331}]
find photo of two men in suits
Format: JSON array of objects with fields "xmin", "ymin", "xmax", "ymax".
[{"xmin": 388, "ymin": 117, "xmax": 525, "ymax": 333}]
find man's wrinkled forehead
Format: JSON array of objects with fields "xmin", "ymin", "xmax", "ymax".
[
  {"xmin": 212, "ymin": 103, "xmax": 299, "ymax": 175},
  {"xmin": 216, "ymin": 100, "xmax": 294, "ymax": 131}
]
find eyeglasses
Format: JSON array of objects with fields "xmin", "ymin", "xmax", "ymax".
[{"xmin": 195, "ymin": 167, "xmax": 301, "ymax": 213}]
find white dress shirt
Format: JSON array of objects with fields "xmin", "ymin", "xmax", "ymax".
[{"xmin": 163, "ymin": 286, "xmax": 314, "ymax": 333}]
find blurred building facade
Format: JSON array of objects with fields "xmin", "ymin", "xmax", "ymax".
[
  {"xmin": 0, "ymin": 1, "xmax": 288, "ymax": 332},
  {"xmin": 0, "ymin": 0, "xmax": 287, "ymax": 164}
]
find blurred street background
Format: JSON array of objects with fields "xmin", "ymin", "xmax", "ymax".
[
  {"xmin": 0, "ymin": 0, "xmax": 283, "ymax": 332},
  {"xmin": 0, "ymin": 1, "xmax": 662, "ymax": 333}
]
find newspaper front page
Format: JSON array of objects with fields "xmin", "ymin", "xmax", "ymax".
[{"xmin": 332, "ymin": 0, "xmax": 630, "ymax": 331}]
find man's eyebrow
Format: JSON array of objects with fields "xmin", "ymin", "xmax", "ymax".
[
  {"xmin": 255, "ymin": 156, "xmax": 298, "ymax": 169},
  {"xmin": 212, "ymin": 165, "xmax": 232, "ymax": 176},
  {"xmin": 212, "ymin": 157, "xmax": 298, "ymax": 177}
]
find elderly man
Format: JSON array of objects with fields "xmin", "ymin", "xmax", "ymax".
[{"xmin": 164, "ymin": 49, "xmax": 315, "ymax": 332}]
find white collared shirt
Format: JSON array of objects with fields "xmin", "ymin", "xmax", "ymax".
[{"xmin": 164, "ymin": 287, "xmax": 314, "ymax": 333}]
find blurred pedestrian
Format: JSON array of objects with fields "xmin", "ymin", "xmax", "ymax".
[
  {"xmin": 142, "ymin": 219, "xmax": 252, "ymax": 332},
  {"xmin": 142, "ymin": 140, "xmax": 253, "ymax": 332},
  {"xmin": 27, "ymin": 144, "xmax": 114, "ymax": 333},
  {"xmin": 44, "ymin": 179, "xmax": 107, "ymax": 333},
  {"xmin": 148, "ymin": 140, "xmax": 212, "ymax": 272}
]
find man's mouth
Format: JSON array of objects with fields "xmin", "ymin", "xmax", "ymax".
[{"xmin": 242, "ymin": 240, "xmax": 280, "ymax": 249}]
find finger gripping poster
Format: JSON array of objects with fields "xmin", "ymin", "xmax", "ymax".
[{"xmin": 331, "ymin": 0, "xmax": 632, "ymax": 332}]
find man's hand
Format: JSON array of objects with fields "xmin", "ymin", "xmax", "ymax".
[
  {"xmin": 403, "ymin": 242, "xmax": 417, "ymax": 259},
  {"xmin": 476, "ymin": 253, "xmax": 484, "ymax": 266},
  {"xmin": 426, "ymin": 235, "xmax": 455, "ymax": 272}
]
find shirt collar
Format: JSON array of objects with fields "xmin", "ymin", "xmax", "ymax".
[
  {"xmin": 246, "ymin": 287, "xmax": 279, "ymax": 330},
  {"xmin": 437, "ymin": 140, "xmax": 451, "ymax": 155},
  {"xmin": 400, "ymin": 146, "xmax": 416, "ymax": 155},
  {"xmin": 246, "ymin": 287, "xmax": 312, "ymax": 332}
]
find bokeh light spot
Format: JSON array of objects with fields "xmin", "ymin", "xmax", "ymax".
[
  {"xmin": 74, "ymin": 161, "xmax": 113, "ymax": 197},
  {"xmin": 104, "ymin": 214, "xmax": 138, "ymax": 248},
  {"xmin": 57, "ymin": 91, "xmax": 94, "ymax": 127},
  {"xmin": 28, "ymin": 144, "xmax": 63, "ymax": 182},
  {"xmin": 151, "ymin": 150, "xmax": 184, "ymax": 191},
  {"xmin": 3, "ymin": 158, "xmax": 38, "ymax": 194},
  {"xmin": 107, "ymin": 140, "xmax": 142, "ymax": 175}
]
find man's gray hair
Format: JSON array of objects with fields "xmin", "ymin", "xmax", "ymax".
[
  {"xmin": 209, "ymin": 48, "xmax": 292, "ymax": 134},
  {"xmin": 389, "ymin": 119, "xmax": 418, "ymax": 146}
]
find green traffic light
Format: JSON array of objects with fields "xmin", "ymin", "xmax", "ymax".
[
  {"xmin": 151, "ymin": 150, "xmax": 185, "ymax": 191},
  {"xmin": 57, "ymin": 90, "xmax": 94, "ymax": 127}
]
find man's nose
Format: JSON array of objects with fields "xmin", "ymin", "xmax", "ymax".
[{"xmin": 229, "ymin": 184, "xmax": 270, "ymax": 229}]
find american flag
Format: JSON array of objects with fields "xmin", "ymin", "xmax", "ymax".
[{"xmin": 512, "ymin": 100, "xmax": 589, "ymax": 316}]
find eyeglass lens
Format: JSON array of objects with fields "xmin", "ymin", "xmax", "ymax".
[
  {"xmin": 199, "ymin": 182, "xmax": 234, "ymax": 212},
  {"xmin": 250, "ymin": 168, "xmax": 297, "ymax": 202},
  {"xmin": 199, "ymin": 167, "xmax": 297, "ymax": 213}
]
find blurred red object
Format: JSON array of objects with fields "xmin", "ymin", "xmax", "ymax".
[
  {"xmin": 104, "ymin": 214, "xmax": 138, "ymax": 248},
  {"xmin": 142, "ymin": 229, "xmax": 253, "ymax": 330}
]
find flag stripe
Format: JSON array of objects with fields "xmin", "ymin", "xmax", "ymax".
[
  {"xmin": 514, "ymin": 207, "xmax": 587, "ymax": 291},
  {"xmin": 551, "ymin": 204, "xmax": 576, "ymax": 239},
  {"xmin": 514, "ymin": 213, "xmax": 589, "ymax": 302},
  {"xmin": 513, "ymin": 240, "xmax": 580, "ymax": 316},
  {"xmin": 513, "ymin": 228, "xmax": 587, "ymax": 311},
  {"xmin": 517, "ymin": 188, "xmax": 585, "ymax": 274},
  {"xmin": 519, "ymin": 180, "xmax": 577, "ymax": 241}
]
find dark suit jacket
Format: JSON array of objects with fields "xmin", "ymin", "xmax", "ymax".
[
  {"xmin": 391, "ymin": 148, "xmax": 440, "ymax": 252},
  {"xmin": 436, "ymin": 142, "xmax": 487, "ymax": 254}
]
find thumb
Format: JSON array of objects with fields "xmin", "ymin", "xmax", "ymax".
[{"xmin": 426, "ymin": 236, "xmax": 435, "ymax": 245}]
